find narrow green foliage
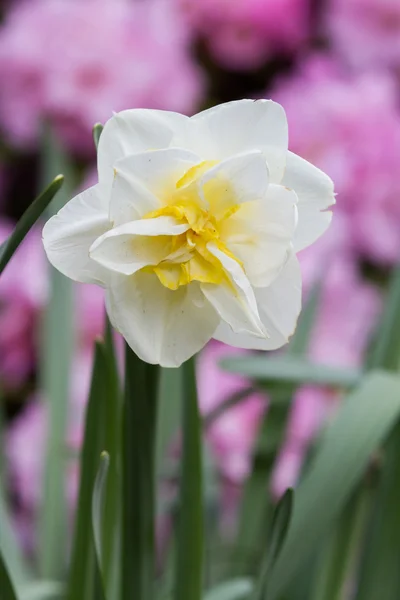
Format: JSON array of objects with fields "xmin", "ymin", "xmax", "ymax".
[
  {"xmin": 0, "ymin": 547, "xmax": 18, "ymax": 600},
  {"xmin": 220, "ymin": 356, "xmax": 360, "ymax": 389},
  {"xmin": 67, "ymin": 342, "xmax": 107, "ymax": 600},
  {"xmin": 122, "ymin": 344, "xmax": 159, "ymax": 600},
  {"xmin": 233, "ymin": 385, "xmax": 291, "ymax": 575},
  {"xmin": 255, "ymin": 489, "xmax": 293, "ymax": 600},
  {"xmin": 266, "ymin": 371, "xmax": 400, "ymax": 600},
  {"xmin": 175, "ymin": 357, "xmax": 204, "ymax": 600},
  {"xmin": 310, "ymin": 486, "xmax": 372, "ymax": 600},
  {"xmin": 93, "ymin": 123, "xmax": 104, "ymax": 150},
  {"xmin": 39, "ymin": 133, "xmax": 75, "ymax": 579},
  {"xmin": 92, "ymin": 452, "xmax": 110, "ymax": 592},
  {"xmin": 356, "ymin": 421, "xmax": 400, "ymax": 600},
  {"xmin": 204, "ymin": 579, "xmax": 254, "ymax": 600},
  {"xmin": 156, "ymin": 366, "xmax": 183, "ymax": 476},
  {"xmin": 0, "ymin": 175, "xmax": 63, "ymax": 276}
]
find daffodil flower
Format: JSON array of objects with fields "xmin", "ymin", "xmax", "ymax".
[{"xmin": 43, "ymin": 100, "xmax": 335, "ymax": 367}]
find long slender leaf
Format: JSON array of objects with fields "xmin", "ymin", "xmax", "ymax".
[
  {"xmin": 92, "ymin": 451, "xmax": 109, "ymax": 581},
  {"xmin": 0, "ymin": 484, "xmax": 31, "ymax": 586},
  {"xmin": 39, "ymin": 132, "xmax": 75, "ymax": 579},
  {"xmin": 356, "ymin": 420, "xmax": 400, "ymax": 600},
  {"xmin": 220, "ymin": 356, "xmax": 361, "ymax": 389},
  {"xmin": 20, "ymin": 582, "xmax": 64, "ymax": 600},
  {"xmin": 233, "ymin": 385, "xmax": 290, "ymax": 576},
  {"xmin": 122, "ymin": 344, "xmax": 159, "ymax": 600},
  {"xmin": 204, "ymin": 579, "xmax": 253, "ymax": 600},
  {"xmin": 254, "ymin": 489, "xmax": 293, "ymax": 600},
  {"xmin": 93, "ymin": 123, "xmax": 104, "ymax": 150},
  {"xmin": 175, "ymin": 357, "xmax": 204, "ymax": 600},
  {"xmin": 266, "ymin": 371, "xmax": 400, "ymax": 600},
  {"xmin": 0, "ymin": 175, "xmax": 63, "ymax": 276},
  {"xmin": 101, "ymin": 319, "xmax": 121, "ymax": 599},
  {"xmin": 156, "ymin": 366, "xmax": 183, "ymax": 476},
  {"xmin": 310, "ymin": 485, "xmax": 373, "ymax": 600},
  {"xmin": 0, "ymin": 547, "xmax": 18, "ymax": 600},
  {"xmin": 67, "ymin": 342, "xmax": 107, "ymax": 600}
]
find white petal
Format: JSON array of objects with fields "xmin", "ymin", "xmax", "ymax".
[
  {"xmin": 199, "ymin": 151, "xmax": 269, "ymax": 218},
  {"xmin": 89, "ymin": 217, "xmax": 189, "ymax": 275},
  {"xmin": 42, "ymin": 184, "xmax": 110, "ymax": 285},
  {"xmin": 282, "ymin": 151, "xmax": 335, "ymax": 252},
  {"xmin": 220, "ymin": 184, "xmax": 297, "ymax": 287},
  {"xmin": 106, "ymin": 272, "xmax": 219, "ymax": 367},
  {"xmin": 214, "ymin": 253, "xmax": 302, "ymax": 350},
  {"xmin": 97, "ymin": 109, "xmax": 190, "ymax": 189},
  {"xmin": 112, "ymin": 148, "xmax": 201, "ymax": 208},
  {"xmin": 201, "ymin": 242, "xmax": 267, "ymax": 338},
  {"xmin": 191, "ymin": 99, "xmax": 288, "ymax": 182}
]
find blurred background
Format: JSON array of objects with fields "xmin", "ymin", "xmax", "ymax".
[{"xmin": 0, "ymin": 0, "xmax": 399, "ymax": 579}]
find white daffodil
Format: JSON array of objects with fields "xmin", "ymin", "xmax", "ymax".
[{"xmin": 43, "ymin": 100, "xmax": 334, "ymax": 367}]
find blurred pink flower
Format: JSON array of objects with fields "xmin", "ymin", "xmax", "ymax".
[
  {"xmin": 197, "ymin": 341, "xmax": 266, "ymax": 484},
  {"xmin": 181, "ymin": 0, "xmax": 309, "ymax": 71},
  {"xmin": 273, "ymin": 56, "xmax": 400, "ymax": 265},
  {"xmin": 0, "ymin": 0, "xmax": 205, "ymax": 153},
  {"xmin": 326, "ymin": 0, "xmax": 400, "ymax": 71},
  {"xmin": 0, "ymin": 220, "xmax": 47, "ymax": 389}
]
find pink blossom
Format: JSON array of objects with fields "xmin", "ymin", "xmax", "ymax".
[
  {"xmin": 0, "ymin": 0, "xmax": 205, "ymax": 153},
  {"xmin": 181, "ymin": 0, "xmax": 310, "ymax": 71},
  {"xmin": 273, "ymin": 56, "xmax": 400, "ymax": 265},
  {"xmin": 0, "ymin": 220, "xmax": 47, "ymax": 389},
  {"xmin": 326, "ymin": 0, "xmax": 400, "ymax": 71}
]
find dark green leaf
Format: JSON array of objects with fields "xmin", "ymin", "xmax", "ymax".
[
  {"xmin": 233, "ymin": 386, "xmax": 291, "ymax": 575},
  {"xmin": 255, "ymin": 489, "xmax": 293, "ymax": 600},
  {"xmin": 175, "ymin": 357, "xmax": 204, "ymax": 600},
  {"xmin": 220, "ymin": 356, "xmax": 361, "ymax": 389},
  {"xmin": 0, "ymin": 175, "xmax": 63, "ymax": 276},
  {"xmin": 356, "ymin": 420, "xmax": 400, "ymax": 600},
  {"xmin": 92, "ymin": 451, "xmax": 110, "ymax": 584},
  {"xmin": 122, "ymin": 344, "xmax": 160, "ymax": 600},
  {"xmin": 0, "ymin": 547, "xmax": 18, "ymax": 600},
  {"xmin": 266, "ymin": 371, "xmax": 400, "ymax": 600},
  {"xmin": 93, "ymin": 123, "xmax": 104, "ymax": 151},
  {"xmin": 67, "ymin": 342, "xmax": 107, "ymax": 600},
  {"xmin": 204, "ymin": 579, "xmax": 253, "ymax": 600}
]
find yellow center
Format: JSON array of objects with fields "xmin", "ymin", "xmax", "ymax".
[{"xmin": 142, "ymin": 161, "xmax": 242, "ymax": 291}]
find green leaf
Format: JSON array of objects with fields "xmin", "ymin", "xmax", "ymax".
[
  {"xmin": 367, "ymin": 264, "xmax": 400, "ymax": 371},
  {"xmin": 204, "ymin": 579, "xmax": 253, "ymax": 600},
  {"xmin": 266, "ymin": 371, "xmax": 400, "ymax": 600},
  {"xmin": 101, "ymin": 318, "xmax": 121, "ymax": 599},
  {"xmin": 233, "ymin": 386, "xmax": 290, "ymax": 576},
  {"xmin": 0, "ymin": 547, "xmax": 18, "ymax": 600},
  {"xmin": 92, "ymin": 451, "xmax": 110, "ymax": 588},
  {"xmin": 156, "ymin": 366, "xmax": 183, "ymax": 476},
  {"xmin": 310, "ymin": 485, "xmax": 373, "ymax": 600},
  {"xmin": 122, "ymin": 344, "xmax": 160, "ymax": 600},
  {"xmin": 67, "ymin": 342, "xmax": 108, "ymax": 600},
  {"xmin": 220, "ymin": 356, "xmax": 361, "ymax": 389},
  {"xmin": 39, "ymin": 136, "xmax": 75, "ymax": 580},
  {"xmin": 253, "ymin": 489, "xmax": 293, "ymax": 600},
  {"xmin": 356, "ymin": 420, "xmax": 400, "ymax": 600},
  {"xmin": 93, "ymin": 123, "xmax": 104, "ymax": 151},
  {"xmin": 175, "ymin": 357, "xmax": 204, "ymax": 600},
  {"xmin": 19, "ymin": 581, "xmax": 64, "ymax": 600},
  {"xmin": 0, "ymin": 482, "xmax": 31, "ymax": 586},
  {"xmin": 0, "ymin": 175, "xmax": 63, "ymax": 276}
]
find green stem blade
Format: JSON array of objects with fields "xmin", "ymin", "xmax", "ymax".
[
  {"xmin": 122, "ymin": 344, "xmax": 159, "ymax": 600},
  {"xmin": 0, "ymin": 547, "xmax": 18, "ymax": 600},
  {"xmin": 0, "ymin": 175, "xmax": 63, "ymax": 276},
  {"xmin": 175, "ymin": 357, "xmax": 204, "ymax": 600}
]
